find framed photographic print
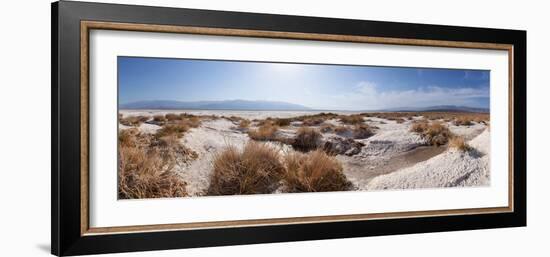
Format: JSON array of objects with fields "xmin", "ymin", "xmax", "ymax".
[{"xmin": 51, "ymin": 1, "xmax": 526, "ymax": 256}]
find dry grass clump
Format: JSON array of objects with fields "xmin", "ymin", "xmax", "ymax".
[
  {"xmin": 394, "ymin": 118, "xmax": 406, "ymax": 124},
  {"xmin": 292, "ymin": 127, "xmax": 322, "ymax": 152},
  {"xmin": 178, "ymin": 113, "xmax": 196, "ymax": 119},
  {"xmin": 410, "ymin": 121, "xmax": 452, "ymax": 146},
  {"xmin": 238, "ymin": 119, "xmax": 251, "ymax": 129},
  {"xmin": 118, "ymin": 126, "xmax": 199, "ymax": 199},
  {"xmin": 352, "ymin": 124, "xmax": 374, "ymax": 139},
  {"xmin": 302, "ymin": 118, "xmax": 324, "ymax": 126},
  {"xmin": 118, "ymin": 129, "xmax": 191, "ymax": 199},
  {"xmin": 119, "ymin": 115, "xmax": 149, "ymax": 126},
  {"xmin": 282, "ymin": 150, "xmax": 352, "ymax": 192},
  {"xmin": 156, "ymin": 115, "xmax": 201, "ymax": 138},
  {"xmin": 155, "ymin": 122, "xmax": 190, "ymax": 138},
  {"xmin": 410, "ymin": 121, "xmax": 429, "ymax": 133},
  {"xmin": 182, "ymin": 116, "xmax": 201, "ymax": 128},
  {"xmin": 339, "ymin": 114, "xmax": 364, "ymax": 125},
  {"xmin": 424, "ymin": 122, "xmax": 452, "ymax": 146},
  {"xmin": 164, "ymin": 113, "xmax": 179, "ymax": 121},
  {"xmin": 448, "ymin": 136, "xmax": 471, "ymax": 152},
  {"xmin": 153, "ymin": 115, "xmax": 166, "ymax": 124},
  {"xmin": 207, "ymin": 142, "xmax": 285, "ymax": 195},
  {"xmin": 473, "ymin": 116, "xmax": 488, "ymax": 124},
  {"xmin": 453, "ymin": 116, "xmax": 473, "ymax": 126},
  {"xmin": 248, "ymin": 123, "xmax": 280, "ymax": 141},
  {"xmin": 119, "ymin": 128, "xmax": 140, "ymax": 148},
  {"xmin": 118, "ymin": 146, "xmax": 187, "ymax": 199},
  {"xmin": 363, "ymin": 112, "xmax": 409, "ymax": 120},
  {"xmin": 292, "ymin": 112, "xmax": 338, "ymax": 122},
  {"xmin": 273, "ymin": 118, "xmax": 291, "ymax": 127}
]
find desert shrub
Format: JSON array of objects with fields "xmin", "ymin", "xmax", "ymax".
[
  {"xmin": 119, "ymin": 128, "xmax": 138, "ymax": 148},
  {"xmin": 282, "ymin": 150, "xmax": 352, "ymax": 192},
  {"xmin": 179, "ymin": 113, "xmax": 196, "ymax": 119},
  {"xmin": 120, "ymin": 115, "xmax": 149, "ymax": 126},
  {"xmin": 454, "ymin": 116, "xmax": 473, "ymax": 126},
  {"xmin": 424, "ymin": 122, "xmax": 452, "ymax": 146},
  {"xmin": 273, "ymin": 118, "xmax": 291, "ymax": 127},
  {"xmin": 320, "ymin": 123, "xmax": 335, "ymax": 133},
  {"xmin": 155, "ymin": 122, "xmax": 190, "ymax": 138},
  {"xmin": 352, "ymin": 124, "xmax": 374, "ymax": 139},
  {"xmin": 117, "ymin": 125, "xmax": 199, "ymax": 199},
  {"xmin": 292, "ymin": 127, "xmax": 322, "ymax": 152},
  {"xmin": 472, "ymin": 116, "xmax": 488, "ymax": 124},
  {"xmin": 292, "ymin": 113, "xmax": 338, "ymax": 123},
  {"xmin": 207, "ymin": 142, "xmax": 285, "ymax": 195},
  {"xmin": 153, "ymin": 115, "xmax": 166, "ymax": 123},
  {"xmin": 339, "ymin": 114, "xmax": 364, "ymax": 125},
  {"xmin": 118, "ymin": 145, "xmax": 187, "ymax": 199},
  {"xmin": 248, "ymin": 123, "xmax": 280, "ymax": 141},
  {"xmin": 183, "ymin": 116, "xmax": 201, "ymax": 128},
  {"xmin": 448, "ymin": 136, "xmax": 471, "ymax": 152},
  {"xmin": 410, "ymin": 121, "xmax": 429, "ymax": 133},
  {"xmin": 302, "ymin": 118, "xmax": 325, "ymax": 126},
  {"xmin": 238, "ymin": 119, "xmax": 251, "ymax": 129},
  {"xmin": 118, "ymin": 128, "xmax": 153, "ymax": 148},
  {"xmin": 256, "ymin": 117, "xmax": 274, "ymax": 127},
  {"xmin": 395, "ymin": 118, "xmax": 406, "ymax": 124},
  {"xmin": 411, "ymin": 121, "xmax": 452, "ymax": 146},
  {"xmin": 165, "ymin": 113, "xmax": 179, "ymax": 121}
]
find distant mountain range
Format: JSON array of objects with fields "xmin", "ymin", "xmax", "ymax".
[
  {"xmin": 380, "ymin": 105, "xmax": 489, "ymax": 113},
  {"xmin": 120, "ymin": 100, "xmax": 488, "ymax": 113},
  {"xmin": 120, "ymin": 100, "xmax": 312, "ymax": 111}
]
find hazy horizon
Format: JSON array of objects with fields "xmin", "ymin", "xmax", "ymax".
[
  {"xmin": 119, "ymin": 99, "xmax": 490, "ymax": 112},
  {"xmin": 118, "ymin": 57, "xmax": 490, "ymax": 111}
]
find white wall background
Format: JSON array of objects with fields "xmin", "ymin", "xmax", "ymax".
[{"xmin": 0, "ymin": 0, "xmax": 547, "ymax": 256}]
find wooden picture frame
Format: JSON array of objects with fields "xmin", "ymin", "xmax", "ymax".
[{"xmin": 52, "ymin": 1, "xmax": 526, "ymax": 256}]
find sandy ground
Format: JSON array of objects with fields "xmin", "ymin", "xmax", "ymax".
[
  {"xmin": 366, "ymin": 129, "xmax": 490, "ymax": 190},
  {"xmin": 119, "ymin": 110, "xmax": 490, "ymax": 195}
]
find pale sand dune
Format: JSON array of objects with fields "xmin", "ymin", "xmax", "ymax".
[{"xmin": 366, "ymin": 129, "xmax": 490, "ymax": 190}]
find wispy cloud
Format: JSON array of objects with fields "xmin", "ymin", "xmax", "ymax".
[{"xmin": 320, "ymin": 81, "xmax": 489, "ymax": 110}]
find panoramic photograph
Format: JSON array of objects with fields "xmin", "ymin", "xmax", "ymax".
[{"xmin": 117, "ymin": 56, "xmax": 491, "ymax": 199}]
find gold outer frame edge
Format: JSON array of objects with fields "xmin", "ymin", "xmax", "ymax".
[{"xmin": 80, "ymin": 20, "xmax": 514, "ymax": 236}]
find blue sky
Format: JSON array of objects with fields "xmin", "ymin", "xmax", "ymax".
[{"xmin": 118, "ymin": 56, "xmax": 490, "ymax": 111}]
